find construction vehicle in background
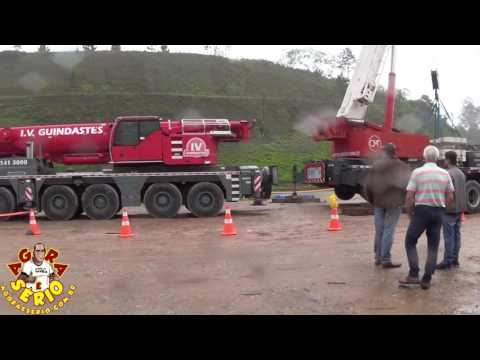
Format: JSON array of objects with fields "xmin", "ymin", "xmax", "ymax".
[
  {"xmin": 0, "ymin": 117, "xmax": 278, "ymax": 220},
  {"xmin": 303, "ymin": 45, "xmax": 480, "ymax": 213}
]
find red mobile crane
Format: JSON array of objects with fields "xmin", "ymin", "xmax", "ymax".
[
  {"xmin": 0, "ymin": 117, "xmax": 252, "ymax": 166},
  {"xmin": 303, "ymin": 45, "xmax": 480, "ymax": 213},
  {"xmin": 0, "ymin": 117, "xmax": 278, "ymax": 220}
]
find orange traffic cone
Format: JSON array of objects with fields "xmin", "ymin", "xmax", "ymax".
[
  {"xmin": 222, "ymin": 206, "xmax": 237, "ymax": 236},
  {"xmin": 461, "ymin": 212, "xmax": 466, "ymax": 223},
  {"xmin": 26, "ymin": 208, "xmax": 41, "ymax": 236},
  {"xmin": 328, "ymin": 207, "xmax": 342, "ymax": 231},
  {"xmin": 119, "ymin": 208, "xmax": 134, "ymax": 238}
]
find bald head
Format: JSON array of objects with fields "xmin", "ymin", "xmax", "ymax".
[{"xmin": 423, "ymin": 145, "xmax": 440, "ymax": 163}]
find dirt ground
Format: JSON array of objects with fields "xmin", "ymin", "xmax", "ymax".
[{"xmin": 1, "ymin": 193, "xmax": 480, "ymax": 315}]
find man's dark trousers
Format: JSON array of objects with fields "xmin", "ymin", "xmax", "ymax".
[{"xmin": 405, "ymin": 205, "xmax": 445, "ymax": 281}]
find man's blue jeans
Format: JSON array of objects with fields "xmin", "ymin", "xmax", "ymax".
[
  {"xmin": 405, "ymin": 205, "xmax": 444, "ymax": 280},
  {"xmin": 374, "ymin": 207, "xmax": 402, "ymax": 263},
  {"xmin": 442, "ymin": 213, "xmax": 461, "ymax": 265}
]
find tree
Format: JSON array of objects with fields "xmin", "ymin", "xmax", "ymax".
[
  {"xmin": 459, "ymin": 98, "xmax": 480, "ymax": 143},
  {"xmin": 38, "ymin": 45, "xmax": 50, "ymax": 53},
  {"xmin": 335, "ymin": 47, "xmax": 356, "ymax": 78},
  {"xmin": 13, "ymin": 45, "xmax": 22, "ymax": 51},
  {"xmin": 82, "ymin": 45, "xmax": 97, "ymax": 52},
  {"xmin": 282, "ymin": 49, "xmax": 303, "ymax": 67},
  {"xmin": 460, "ymin": 98, "xmax": 480, "ymax": 131},
  {"xmin": 204, "ymin": 45, "xmax": 231, "ymax": 57},
  {"xmin": 111, "ymin": 45, "xmax": 121, "ymax": 52},
  {"xmin": 223, "ymin": 45, "xmax": 232, "ymax": 57},
  {"xmin": 280, "ymin": 48, "xmax": 334, "ymax": 76},
  {"xmin": 161, "ymin": 45, "xmax": 169, "ymax": 53}
]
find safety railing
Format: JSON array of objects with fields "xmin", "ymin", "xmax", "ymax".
[{"xmin": 181, "ymin": 119, "xmax": 232, "ymax": 136}]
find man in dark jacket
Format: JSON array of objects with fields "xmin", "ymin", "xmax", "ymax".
[
  {"xmin": 437, "ymin": 151, "xmax": 466, "ymax": 269},
  {"xmin": 365, "ymin": 143, "xmax": 411, "ymax": 268}
]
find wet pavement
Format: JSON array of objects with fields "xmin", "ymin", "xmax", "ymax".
[{"xmin": 1, "ymin": 194, "xmax": 480, "ymax": 315}]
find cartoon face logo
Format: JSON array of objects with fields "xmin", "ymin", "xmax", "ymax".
[
  {"xmin": 183, "ymin": 137, "xmax": 210, "ymax": 158},
  {"xmin": 368, "ymin": 135, "xmax": 383, "ymax": 152},
  {"xmin": 2, "ymin": 242, "xmax": 76, "ymax": 315}
]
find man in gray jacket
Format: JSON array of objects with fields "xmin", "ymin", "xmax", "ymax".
[
  {"xmin": 365, "ymin": 143, "xmax": 411, "ymax": 268},
  {"xmin": 437, "ymin": 151, "xmax": 466, "ymax": 269}
]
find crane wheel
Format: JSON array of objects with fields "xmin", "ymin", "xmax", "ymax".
[
  {"xmin": 187, "ymin": 182, "xmax": 224, "ymax": 218},
  {"xmin": 334, "ymin": 185, "xmax": 356, "ymax": 201},
  {"xmin": 82, "ymin": 184, "xmax": 120, "ymax": 220},
  {"xmin": 144, "ymin": 183, "xmax": 182, "ymax": 218},
  {"xmin": 0, "ymin": 187, "xmax": 16, "ymax": 221},
  {"xmin": 465, "ymin": 180, "xmax": 480, "ymax": 213},
  {"xmin": 41, "ymin": 185, "xmax": 79, "ymax": 221}
]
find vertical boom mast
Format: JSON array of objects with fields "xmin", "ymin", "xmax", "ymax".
[{"xmin": 336, "ymin": 45, "xmax": 392, "ymax": 124}]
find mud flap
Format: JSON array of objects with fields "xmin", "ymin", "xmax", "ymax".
[
  {"xmin": 113, "ymin": 176, "xmax": 147, "ymax": 207},
  {"xmin": 258, "ymin": 166, "xmax": 278, "ymax": 200}
]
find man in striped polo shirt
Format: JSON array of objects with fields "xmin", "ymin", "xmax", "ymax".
[{"xmin": 399, "ymin": 145, "xmax": 454, "ymax": 290}]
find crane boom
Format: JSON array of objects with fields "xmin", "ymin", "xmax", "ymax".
[{"xmin": 336, "ymin": 45, "xmax": 391, "ymax": 122}]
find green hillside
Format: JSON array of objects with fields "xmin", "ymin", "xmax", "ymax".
[{"xmin": 0, "ymin": 50, "xmax": 445, "ymax": 183}]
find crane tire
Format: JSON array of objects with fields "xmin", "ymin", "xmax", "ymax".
[
  {"xmin": 144, "ymin": 183, "xmax": 182, "ymax": 218},
  {"xmin": 187, "ymin": 182, "xmax": 224, "ymax": 218},
  {"xmin": 465, "ymin": 180, "xmax": 480, "ymax": 213},
  {"xmin": 41, "ymin": 185, "xmax": 79, "ymax": 221},
  {"xmin": 334, "ymin": 185, "xmax": 356, "ymax": 201},
  {"xmin": 0, "ymin": 187, "xmax": 16, "ymax": 221},
  {"xmin": 82, "ymin": 184, "xmax": 120, "ymax": 220}
]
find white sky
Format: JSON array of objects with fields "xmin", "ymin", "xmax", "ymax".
[{"xmin": 1, "ymin": 45, "xmax": 478, "ymax": 123}]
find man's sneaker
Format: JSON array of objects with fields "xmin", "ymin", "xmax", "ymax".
[
  {"xmin": 398, "ymin": 276, "xmax": 420, "ymax": 285},
  {"xmin": 452, "ymin": 260, "xmax": 460, "ymax": 267},
  {"xmin": 382, "ymin": 262, "xmax": 402, "ymax": 269},
  {"xmin": 420, "ymin": 278, "xmax": 431, "ymax": 290},
  {"xmin": 375, "ymin": 260, "xmax": 382, "ymax": 266},
  {"xmin": 436, "ymin": 262, "xmax": 451, "ymax": 270}
]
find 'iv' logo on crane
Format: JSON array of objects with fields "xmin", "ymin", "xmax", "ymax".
[{"xmin": 184, "ymin": 137, "xmax": 210, "ymax": 158}]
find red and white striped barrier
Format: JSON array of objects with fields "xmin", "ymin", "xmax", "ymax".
[
  {"xmin": 252, "ymin": 173, "xmax": 265, "ymax": 206},
  {"xmin": 25, "ymin": 187, "xmax": 33, "ymax": 201},
  {"xmin": 254, "ymin": 175, "xmax": 262, "ymax": 193}
]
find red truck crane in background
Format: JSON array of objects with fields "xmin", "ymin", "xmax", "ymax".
[
  {"xmin": 303, "ymin": 45, "xmax": 480, "ymax": 213},
  {"xmin": 0, "ymin": 117, "xmax": 278, "ymax": 220}
]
